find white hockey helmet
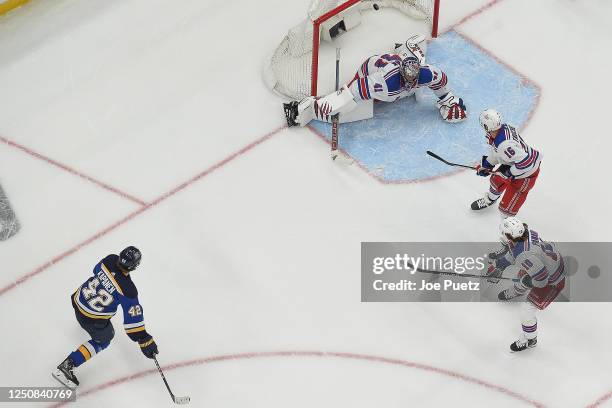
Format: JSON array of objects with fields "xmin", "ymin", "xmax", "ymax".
[
  {"xmin": 479, "ymin": 109, "xmax": 502, "ymax": 133},
  {"xmin": 499, "ymin": 217, "xmax": 526, "ymax": 244}
]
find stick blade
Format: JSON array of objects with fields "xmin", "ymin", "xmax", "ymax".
[
  {"xmin": 331, "ymin": 150, "xmax": 354, "ymax": 165},
  {"xmin": 426, "ymin": 150, "xmax": 441, "ymax": 160},
  {"xmin": 174, "ymin": 396, "xmax": 190, "ymax": 404}
]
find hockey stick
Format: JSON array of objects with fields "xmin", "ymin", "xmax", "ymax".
[
  {"xmin": 426, "ymin": 150, "xmax": 478, "ymax": 170},
  {"xmin": 330, "ymin": 48, "xmax": 353, "ymax": 165},
  {"xmin": 154, "ymin": 356, "xmax": 190, "ymax": 405},
  {"xmin": 330, "ymin": 47, "xmax": 340, "ymax": 160},
  {"xmin": 407, "ymin": 262, "xmax": 519, "ymax": 282}
]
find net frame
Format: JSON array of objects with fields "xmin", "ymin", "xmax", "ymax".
[{"xmin": 265, "ymin": 0, "xmax": 440, "ymax": 99}]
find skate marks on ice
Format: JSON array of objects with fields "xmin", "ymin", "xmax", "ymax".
[
  {"xmin": 310, "ymin": 31, "xmax": 539, "ymax": 183},
  {"xmin": 0, "ymin": 183, "xmax": 19, "ymax": 240}
]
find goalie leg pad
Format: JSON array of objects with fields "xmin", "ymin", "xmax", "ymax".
[
  {"xmin": 312, "ymin": 86, "xmax": 357, "ymax": 121},
  {"xmin": 291, "ymin": 87, "xmax": 358, "ymax": 126}
]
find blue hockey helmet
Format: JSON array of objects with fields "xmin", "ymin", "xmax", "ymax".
[{"xmin": 119, "ymin": 246, "xmax": 142, "ymax": 271}]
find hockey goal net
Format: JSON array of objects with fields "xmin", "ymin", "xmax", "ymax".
[{"xmin": 264, "ymin": 0, "xmax": 440, "ymax": 100}]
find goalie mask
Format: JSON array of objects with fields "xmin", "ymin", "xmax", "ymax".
[{"xmin": 401, "ymin": 56, "xmax": 420, "ymax": 82}]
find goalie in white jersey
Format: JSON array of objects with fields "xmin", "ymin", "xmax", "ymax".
[
  {"xmin": 283, "ymin": 36, "xmax": 467, "ymax": 127},
  {"xmin": 485, "ymin": 217, "xmax": 566, "ymax": 352}
]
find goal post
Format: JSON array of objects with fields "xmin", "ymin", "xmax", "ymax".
[
  {"xmin": 311, "ymin": 0, "xmax": 360, "ymax": 98},
  {"xmin": 264, "ymin": 0, "xmax": 440, "ymax": 100}
]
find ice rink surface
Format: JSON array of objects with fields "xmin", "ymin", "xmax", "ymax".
[{"xmin": 0, "ymin": 0, "xmax": 610, "ymax": 407}]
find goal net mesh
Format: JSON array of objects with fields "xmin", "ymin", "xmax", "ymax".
[{"xmin": 264, "ymin": 0, "xmax": 436, "ymax": 100}]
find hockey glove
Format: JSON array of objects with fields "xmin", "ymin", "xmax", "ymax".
[
  {"xmin": 475, "ymin": 164, "xmax": 492, "ymax": 177},
  {"xmin": 485, "ymin": 262, "xmax": 503, "ymax": 284},
  {"xmin": 498, "ymin": 164, "xmax": 513, "ymax": 179},
  {"xmin": 476, "ymin": 155, "xmax": 494, "ymax": 176},
  {"xmin": 138, "ymin": 335, "xmax": 159, "ymax": 359},
  {"xmin": 516, "ymin": 269, "xmax": 533, "ymax": 290},
  {"xmin": 436, "ymin": 92, "xmax": 467, "ymax": 123}
]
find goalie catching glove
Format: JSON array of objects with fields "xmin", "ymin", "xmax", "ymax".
[{"xmin": 437, "ymin": 92, "xmax": 467, "ymax": 123}]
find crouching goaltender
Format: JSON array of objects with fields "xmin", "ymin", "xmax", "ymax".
[{"xmin": 284, "ymin": 35, "xmax": 467, "ymax": 127}]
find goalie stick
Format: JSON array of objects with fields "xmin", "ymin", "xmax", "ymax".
[
  {"xmin": 330, "ymin": 47, "xmax": 340, "ymax": 160},
  {"xmin": 154, "ymin": 356, "xmax": 190, "ymax": 405},
  {"xmin": 330, "ymin": 48, "xmax": 353, "ymax": 165}
]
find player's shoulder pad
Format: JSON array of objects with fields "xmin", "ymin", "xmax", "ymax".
[
  {"xmin": 371, "ymin": 54, "xmax": 401, "ymax": 71},
  {"xmin": 417, "ymin": 64, "xmax": 444, "ymax": 85},
  {"xmin": 101, "ymin": 254, "xmax": 119, "ymax": 266},
  {"xmin": 417, "ymin": 66, "xmax": 433, "ymax": 84},
  {"xmin": 383, "ymin": 53, "xmax": 402, "ymax": 62},
  {"xmin": 510, "ymin": 239, "xmax": 530, "ymax": 259},
  {"xmin": 102, "ymin": 254, "xmax": 138, "ymax": 298},
  {"xmin": 493, "ymin": 125, "xmax": 520, "ymax": 149},
  {"xmin": 492, "ymin": 127, "xmax": 508, "ymax": 147},
  {"xmin": 118, "ymin": 274, "xmax": 138, "ymax": 299},
  {"xmin": 528, "ymin": 228, "xmax": 541, "ymax": 244}
]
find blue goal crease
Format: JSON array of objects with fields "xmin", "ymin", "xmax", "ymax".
[{"xmin": 310, "ymin": 30, "xmax": 539, "ymax": 183}]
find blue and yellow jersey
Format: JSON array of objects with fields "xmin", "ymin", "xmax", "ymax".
[{"xmin": 72, "ymin": 254, "xmax": 149, "ymax": 342}]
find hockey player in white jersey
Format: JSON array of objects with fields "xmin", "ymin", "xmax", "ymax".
[
  {"xmin": 283, "ymin": 36, "xmax": 467, "ymax": 127},
  {"xmin": 472, "ymin": 109, "xmax": 542, "ymax": 216},
  {"xmin": 485, "ymin": 217, "xmax": 565, "ymax": 352}
]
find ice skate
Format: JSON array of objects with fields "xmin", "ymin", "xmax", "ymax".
[
  {"xmin": 471, "ymin": 195, "xmax": 497, "ymax": 211},
  {"xmin": 52, "ymin": 357, "xmax": 79, "ymax": 388},
  {"xmin": 510, "ymin": 335, "xmax": 537, "ymax": 352}
]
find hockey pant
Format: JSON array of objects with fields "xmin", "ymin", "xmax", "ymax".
[
  {"xmin": 487, "ymin": 168, "xmax": 540, "ymax": 216},
  {"xmin": 68, "ymin": 307, "xmax": 115, "ymax": 367},
  {"xmin": 520, "ymin": 278, "xmax": 566, "ymax": 340}
]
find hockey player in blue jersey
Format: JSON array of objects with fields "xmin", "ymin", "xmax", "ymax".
[
  {"xmin": 52, "ymin": 246, "xmax": 159, "ymax": 388},
  {"xmin": 284, "ymin": 36, "xmax": 467, "ymax": 127}
]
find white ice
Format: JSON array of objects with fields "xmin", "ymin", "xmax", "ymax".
[{"xmin": 0, "ymin": 0, "xmax": 610, "ymax": 407}]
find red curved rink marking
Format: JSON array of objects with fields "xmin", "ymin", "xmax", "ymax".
[
  {"xmin": 48, "ymin": 351, "xmax": 546, "ymax": 408},
  {"xmin": 587, "ymin": 391, "xmax": 612, "ymax": 408}
]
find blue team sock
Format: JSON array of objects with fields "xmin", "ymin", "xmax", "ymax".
[{"xmin": 68, "ymin": 339, "xmax": 109, "ymax": 367}]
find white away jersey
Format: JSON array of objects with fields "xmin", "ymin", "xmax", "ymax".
[
  {"xmin": 483, "ymin": 124, "xmax": 541, "ymax": 179},
  {"xmin": 498, "ymin": 229, "xmax": 565, "ymax": 294},
  {"xmin": 347, "ymin": 53, "xmax": 450, "ymax": 103}
]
